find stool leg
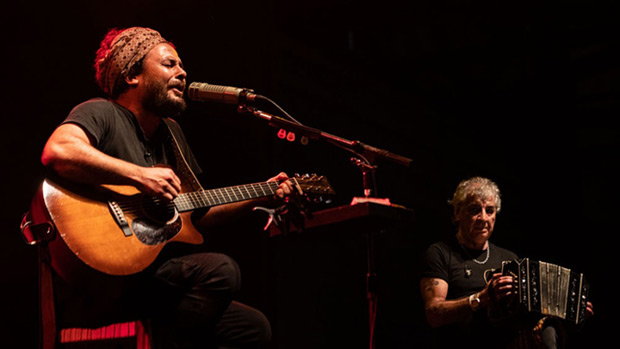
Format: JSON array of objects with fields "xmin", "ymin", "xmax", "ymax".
[
  {"xmin": 136, "ymin": 320, "xmax": 151, "ymax": 349},
  {"xmin": 39, "ymin": 245, "xmax": 57, "ymax": 349}
]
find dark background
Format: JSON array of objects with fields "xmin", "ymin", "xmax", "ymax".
[{"xmin": 2, "ymin": 0, "xmax": 617, "ymax": 347}]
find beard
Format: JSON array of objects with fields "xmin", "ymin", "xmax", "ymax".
[{"xmin": 142, "ymin": 77, "xmax": 187, "ymax": 118}]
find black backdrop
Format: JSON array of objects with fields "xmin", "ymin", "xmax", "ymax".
[{"xmin": 2, "ymin": 0, "xmax": 616, "ymax": 347}]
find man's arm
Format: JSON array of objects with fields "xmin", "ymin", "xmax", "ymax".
[
  {"xmin": 194, "ymin": 172, "xmax": 294, "ymax": 230},
  {"xmin": 420, "ymin": 274, "xmax": 515, "ymax": 328},
  {"xmin": 420, "ymin": 277, "xmax": 480, "ymax": 328},
  {"xmin": 41, "ymin": 123, "xmax": 181, "ymax": 200}
]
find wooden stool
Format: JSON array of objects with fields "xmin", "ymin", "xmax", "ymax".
[{"xmin": 21, "ymin": 213, "xmax": 152, "ymax": 349}]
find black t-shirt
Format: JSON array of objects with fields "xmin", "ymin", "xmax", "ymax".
[
  {"xmin": 422, "ymin": 238, "xmax": 518, "ymax": 300},
  {"xmin": 53, "ymin": 98, "xmax": 206, "ymax": 326},
  {"xmin": 63, "ymin": 98, "xmax": 202, "ymax": 175},
  {"xmin": 421, "ymin": 237, "xmax": 519, "ymax": 348}
]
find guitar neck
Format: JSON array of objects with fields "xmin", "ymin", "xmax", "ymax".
[{"xmin": 173, "ymin": 181, "xmax": 282, "ymax": 212}]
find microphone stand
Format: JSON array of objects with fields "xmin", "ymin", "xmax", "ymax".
[
  {"xmin": 237, "ymin": 104, "xmax": 412, "ymax": 168},
  {"xmin": 238, "ymin": 104, "xmax": 412, "ymax": 349}
]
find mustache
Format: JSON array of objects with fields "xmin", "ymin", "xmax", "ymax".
[{"xmin": 169, "ymin": 80, "xmax": 186, "ymax": 92}]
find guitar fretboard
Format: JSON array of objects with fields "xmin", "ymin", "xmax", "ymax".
[{"xmin": 173, "ymin": 182, "xmax": 280, "ymax": 212}]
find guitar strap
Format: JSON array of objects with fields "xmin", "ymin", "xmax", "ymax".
[{"xmin": 162, "ymin": 118, "xmax": 203, "ymax": 192}]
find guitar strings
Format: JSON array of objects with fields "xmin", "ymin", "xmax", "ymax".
[
  {"xmin": 116, "ymin": 176, "xmax": 324, "ymax": 211},
  {"xmin": 112, "ymin": 177, "xmax": 326, "ymax": 220},
  {"xmin": 115, "ymin": 182, "xmax": 280, "ymax": 214},
  {"xmin": 112, "ymin": 176, "xmax": 321, "ymax": 211}
]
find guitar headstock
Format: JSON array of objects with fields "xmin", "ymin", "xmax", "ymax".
[{"xmin": 293, "ymin": 173, "xmax": 336, "ymax": 197}]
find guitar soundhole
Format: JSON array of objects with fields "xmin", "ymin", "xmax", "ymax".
[
  {"xmin": 140, "ymin": 196, "xmax": 177, "ymax": 224},
  {"xmin": 131, "ymin": 196, "xmax": 181, "ymax": 245}
]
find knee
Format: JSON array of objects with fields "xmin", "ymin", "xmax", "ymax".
[
  {"xmin": 218, "ymin": 302, "xmax": 272, "ymax": 348},
  {"xmin": 194, "ymin": 253, "xmax": 241, "ymax": 293},
  {"xmin": 250, "ymin": 308, "xmax": 272, "ymax": 347},
  {"xmin": 154, "ymin": 252, "xmax": 241, "ymax": 294}
]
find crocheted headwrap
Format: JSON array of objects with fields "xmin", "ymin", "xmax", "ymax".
[{"xmin": 94, "ymin": 27, "xmax": 169, "ymax": 97}]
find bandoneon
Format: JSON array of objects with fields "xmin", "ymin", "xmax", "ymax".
[{"xmin": 496, "ymin": 258, "xmax": 589, "ymax": 324}]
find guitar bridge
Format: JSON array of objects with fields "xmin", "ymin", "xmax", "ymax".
[{"xmin": 108, "ymin": 200, "xmax": 133, "ymax": 237}]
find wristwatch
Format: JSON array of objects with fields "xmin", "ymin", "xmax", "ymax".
[{"xmin": 469, "ymin": 292, "xmax": 481, "ymax": 311}]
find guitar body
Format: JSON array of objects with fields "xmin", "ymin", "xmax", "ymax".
[
  {"xmin": 29, "ymin": 171, "xmax": 333, "ymax": 278},
  {"xmin": 36, "ymin": 178, "xmax": 203, "ymax": 276}
]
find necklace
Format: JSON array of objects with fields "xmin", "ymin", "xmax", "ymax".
[
  {"xmin": 459, "ymin": 242, "xmax": 490, "ymax": 264},
  {"xmin": 460, "ymin": 243, "xmax": 490, "ymax": 278}
]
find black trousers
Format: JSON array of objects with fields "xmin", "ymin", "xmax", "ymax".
[
  {"xmin": 54, "ymin": 252, "xmax": 271, "ymax": 349},
  {"xmin": 147, "ymin": 252, "xmax": 271, "ymax": 349}
]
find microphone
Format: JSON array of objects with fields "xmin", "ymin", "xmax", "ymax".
[{"xmin": 187, "ymin": 82, "xmax": 261, "ymax": 104}]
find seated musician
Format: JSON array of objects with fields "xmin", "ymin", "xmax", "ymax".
[
  {"xmin": 419, "ymin": 177, "xmax": 594, "ymax": 348},
  {"xmin": 40, "ymin": 26, "xmax": 295, "ymax": 348}
]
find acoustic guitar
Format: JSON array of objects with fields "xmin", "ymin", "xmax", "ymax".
[{"xmin": 29, "ymin": 173, "xmax": 334, "ymax": 276}]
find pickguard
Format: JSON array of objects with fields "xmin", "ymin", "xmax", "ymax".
[
  {"xmin": 131, "ymin": 196, "xmax": 182, "ymax": 245},
  {"xmin": 132, "ymin": 216, "xmax": 182, "ymax": 245}
]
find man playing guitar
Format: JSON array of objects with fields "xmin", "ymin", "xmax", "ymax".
[{"xmin": 39, "ymin": 26, "xmax": 295, "ymax": 349}]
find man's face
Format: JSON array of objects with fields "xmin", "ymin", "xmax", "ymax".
[
  {"xmin": 140, "ymin": 43, "xmax": 187, "ymax": 117},
  {"xmin": 455, "ymin": 196, "xmax": 497, "ymax": 247}
]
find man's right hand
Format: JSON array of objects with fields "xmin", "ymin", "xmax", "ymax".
[
  {"xmin": 136, "ymin": 166, "xmax": 182, "ymax": 201},
  {"xmin": 485, "ymin": 272, "xmax": 515, "ymax": 303}
]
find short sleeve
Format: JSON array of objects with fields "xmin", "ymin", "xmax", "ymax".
[
  {"xmin": 421, "ymin": 242, "xmax": 451, "ymax": 282},
  {"xmin": 61, "ymin": 98, "xmax": 115, "ymax": 147}
]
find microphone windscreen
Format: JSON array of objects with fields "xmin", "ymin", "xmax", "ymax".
[{"xmin": 188, "ymin": 82, "xmax": 244, "ymax": 103}]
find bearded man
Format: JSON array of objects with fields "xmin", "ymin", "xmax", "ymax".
[{"xmin": 41, "ymin": 26, "xmax": 293, "ymax": 348}]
